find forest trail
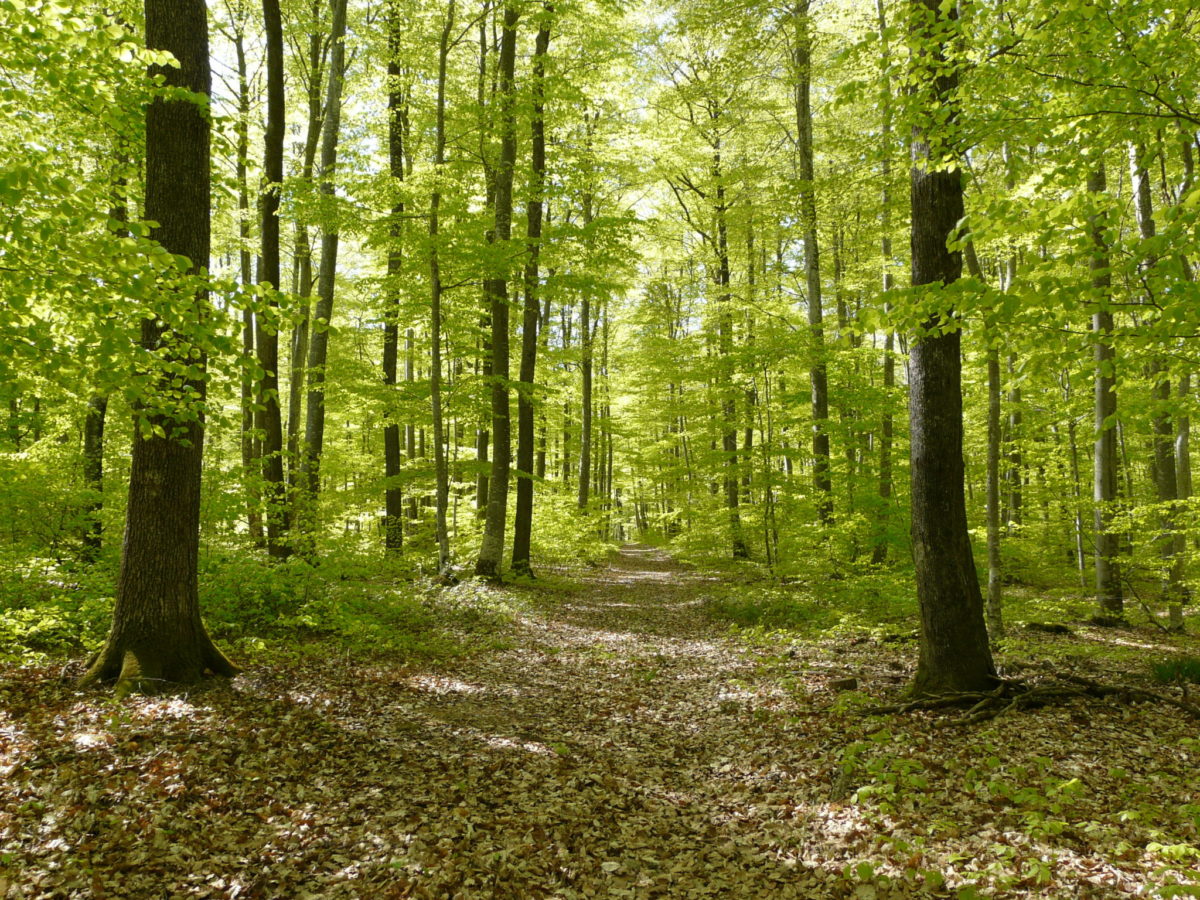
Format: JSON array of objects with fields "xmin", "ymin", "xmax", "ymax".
[
  {"xmin": 7, "ymin": 548, "xmax": 1198, "ymax": 898},
  {"xmin": 3, "ymin": 546, "xmax": 876, "ymax": 899}
]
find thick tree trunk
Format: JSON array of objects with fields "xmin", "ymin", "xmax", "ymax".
[
  {"xmin": 511, "ymin": 11, "xmax": 551, "ymax": 576},
  {"xmin": 1089, "ymin": 164, "xmax": 1123, "ymax": 617},
  {"xmin": 297, "ymin": 0, "xmax": 349, "ymax": 553},
  {"xmin": 259, "ymin": 0, "xmax": 289, "ymax": 558},
  {"xmin": 82, "ymin": 0, "xmax": 235, "ymax": 692},
  {"xmin": 906, "ymin": 0, "xmax": 996, "ymax": 697},
  {"xmin": 474, "ymin": 2, "xmax": 519, "ymax": 579}
]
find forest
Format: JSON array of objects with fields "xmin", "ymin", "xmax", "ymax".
[{"xmin": 2, "ymin": 0, "xmax": 1200, "ymax": 896}]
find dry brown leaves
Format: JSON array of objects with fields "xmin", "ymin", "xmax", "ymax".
[{"xmin": 1, "ymin": 547, "xmax": 1198, "ymax": 898}]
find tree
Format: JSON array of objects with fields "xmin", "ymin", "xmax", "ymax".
[
  {"xmin": 82, "ymin": 0, "xmax": 236, "ymax": 692},
  {"xmin": 511, "ymin": 6, "xmax": 552, "ymax": 577},
  {"xmin": 906, "ymin": 0, "xmax": 996, "ymax": 697},
  {"xmin": 474, "ymin": 1, "xmax": 519, "ymax": 580},
  {"xmin": 259, "ymin": 0, "xmax": 289, "ymax": 559}
]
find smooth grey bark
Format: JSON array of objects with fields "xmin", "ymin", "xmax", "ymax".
[
  {"xmin": 906, "ymin": 0, "xmax": 996, "ymax": 697},
  {"xmin": 1089, "ymin": 163, "xmax": 1123, "ymax": 617},
  {"xmin": 577, "ymin": 191, "xmax": 594, "ymax": 511}
]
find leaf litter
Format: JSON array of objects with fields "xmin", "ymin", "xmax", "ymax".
[{"xmin": 1, "ymin": 545, "xmax": 1198, "ymax": 898}]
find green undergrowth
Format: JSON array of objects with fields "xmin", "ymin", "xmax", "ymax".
[{"xmin": 0, "ymin": 549, "xmax": 535, "ymax": 667}]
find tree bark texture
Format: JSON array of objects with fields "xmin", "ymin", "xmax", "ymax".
[
  {"xmin": 906, "ymin": 0, "xmax": 996, "ymax": 697},
  {"xmin": 82, "ymin": 0, "xmax": 235, "ymax": 691}
]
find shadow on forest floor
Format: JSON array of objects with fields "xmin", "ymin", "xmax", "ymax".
[{"xmin": 2, "ymin": 545, "xmax": 1199, "ymax": 898}]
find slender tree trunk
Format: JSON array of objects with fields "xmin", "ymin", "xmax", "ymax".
[
  {"xmin": 382, "ymin": 3, "xmax": 407, "ymax": 553},
  {"xmin": 578, "ymin": 192, "xmax": 595, "ymax": 511},
  {"xmin": 906, "ymin": 0, "xmax": 996, "ymax": 697},
  {"xmin": 81, "ymin": 396, "xmax": 107, "ymax": 561},
  {"xmin": 872, "ymin": 0, "xmax": 894, "ymax": 565},
  {"xmin": 1089, "ymin": 163, "xmax": 1123, "ymax": 617},
  {"xmin": 1131, "ymin": 143, "xmax": 1184, "ymax": 627},
  {"xmin": 287, "ymin": 5, "xmax": 328, "ymax": 495},
  {"xmin": 474, "ymin": 1, "xmax": 519, "ymax": 579},
  {"xmin": 794, "ymin": 0, "xmax": 831, "ymax": 524},
  {"xmin": 427, "ymin": 1, "xmax": 455, "ymax": 574},
  {"xmin": 511, "ymin": 9, "xmax": 551, "ymax": 576},
  {"xmin": 985, "ymin": 347, "xmax": 1004, "ymax": 638},
  {"xmin": 259, "ymin": 0, "xmax": 288, "ymax": 558},
  {"xmin": 231, "ymin": 24, "xmax": 264, "ymax": 549},
  {"xmin": 296, "ymin": 0, "xmax": 349, "ymax": 553},
  {"xmin": 82, "ymin": 0, "xmax": 235, "ymax": 691}
]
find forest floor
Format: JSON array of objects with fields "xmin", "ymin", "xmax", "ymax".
[{"xmin": 2, "ymin": 546, "xmax": 1200, "ymax": 899}]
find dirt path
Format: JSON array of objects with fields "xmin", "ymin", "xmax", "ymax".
[{"xmin": 2, "ymin": 546, "xmax": 863, "ymax": 899}]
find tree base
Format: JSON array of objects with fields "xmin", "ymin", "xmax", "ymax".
[{"xmin": 78, "ymin": 637, "xmax": 238, "ymax": 697}]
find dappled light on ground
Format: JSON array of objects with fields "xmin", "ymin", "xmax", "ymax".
[{"xmin": 2, "ymin": 547, "xmax": 1199, "ymax": 897}]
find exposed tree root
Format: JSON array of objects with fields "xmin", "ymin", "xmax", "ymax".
[{"xmin": 861, "ymin": 675, "xmax": 1200, "ymax": 726}]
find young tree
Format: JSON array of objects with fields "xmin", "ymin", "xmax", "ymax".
[
  {"xmin": 82, "ymin": 0, "xmax": 236, "ymax": 692},
  {"xmin": 906, "ymin": 0, "xmax": 996, "ymax": 696}
]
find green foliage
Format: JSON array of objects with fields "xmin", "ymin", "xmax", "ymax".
[{"xmin": 1151, "ymin": 656, "xmax": 1200, "ymax": 686}]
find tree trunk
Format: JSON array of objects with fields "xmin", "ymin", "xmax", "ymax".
[
  {"xmin": 511, "ymin": 10, "xmax": 551, "ymax": 577},
  {"xmin": 871, "ymin": 0, "xmax": 894, "ymax": 565},
  {"xmin": 577, "ymin": 192, "xmax": 595, "ymax": 511},
  {"xmin": 428, "ymin": 1, "xmax": 455, "ymax": 574},
  {"xmin": 794, "ymin": 0, "xmax": 832, "ymax": 524},
  {"xmin": 383, "ymin": 3, "xmax": 407, "ymax": 553},
  {"xmin": 296, "ymin": 0, "xmax": 349, "ymax": 553},
  {"xmin": 81, "ymin": 396, "xmax": 107, "ymax": 561},
  {"xmin": 474, "ymin": 2, "xmax": 519, "ymax": 580},
  {"xmin": 82, "ymin": 0, "xmax": 235, "ymax": 692},
  {"xmin": 259, "ymin": 0, "xmax": 289, "ymax": 558},
  {"xmin": 1089, "ymin": 163, "xmax": 1123, "ymax": 617},
  {"xmin": 906, "ymin": 0, "xmax": 996, "ymax": 697},
  {"xmin": 231, "ymin": 23, "xmax": 264, "ymax": 549}
]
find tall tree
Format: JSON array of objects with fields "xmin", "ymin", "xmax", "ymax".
[
  {"xmin": 82, "ymin": 0, "xmax": 236, "ymax": 691},
  {"xmin": 297, "ymin": 0, "xmax": 349, "ymax": 551},
  {"xmin": 906, "ymin": 0, "xmax": 996, "ymax": 696},
  {"xmin": 258, "ymin": 0, "xmax": 289, "ymax": 558},
  {"xmin": 382, "ymin": 0, "xmax": 408, "ymax": 553},
  {"xmin": 474, "ymin": 1, "xmax": 519, "ymax": 580},
  {"xmin": 793, "ymin": 0, "xmax": 831, "ymax": 525},
  {"xmin": 511, "ymin": 7, "xmax": 552, "ymax": 576},
  {"xmin": 1089, "ymin": 162, "xmax": 1123, "ymax": 618}
]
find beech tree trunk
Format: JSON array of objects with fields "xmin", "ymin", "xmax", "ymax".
[
  {"xmin": 1089, "ymin": 163, "xmax": 1123, "ymax": 617},
  {"xmin": 383, "ymin": 2, "xmax": 407, "ymax": 553},
  {"xmin": 871, "ymin": 0, "xmax": 894, "ymax": 565},
  {"xmin": 82, "ymin": 0, "xmax": 235, "ymax": 692},
  {"xmin": 511, "ymin": 10, "xmax": 551, "ymax": 576},
  {"xmin": 259, "ymin": 0, "xmax": 289, "ymax": 558},
  {"xmin": 794, "ymin": 0, "xmax": 832, "ymax": 525},
  {"xmin": 906, "ymin": 0, "xmax": 996, "ymax": 697},
  {"xmin": 297, "ymin": 0, "xmax": 349, "ymax": 552},
  {"xmin": 428, "ymin": 0, "xmax": 455, "ymax": 574},
  {"xmin": 474, "ymin": 2, "xmax": 519, "ymax": 580}
]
